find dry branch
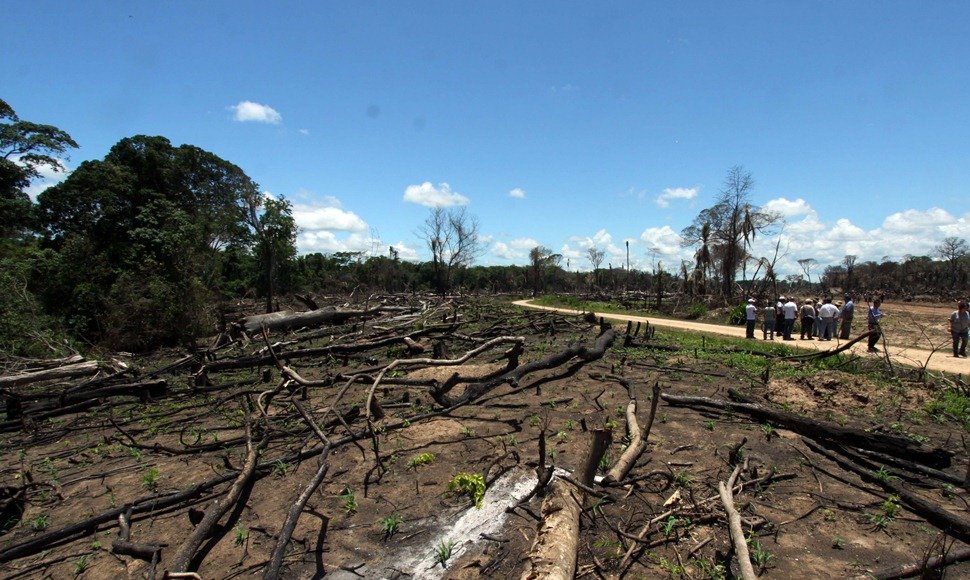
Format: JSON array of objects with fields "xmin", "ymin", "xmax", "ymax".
[
  {"xmin": 719, "ymin": 460, "xmax": 757, "ymax": 580},
  {"xmin": 603, "ymin": 380, "xmax": 661, "ymax": 485}
]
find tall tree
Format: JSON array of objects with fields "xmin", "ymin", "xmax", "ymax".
[
  {"xmin": 243, "ymin": 189, "xmax": 297, "ymax": 313},
  {"xmin": 528, "ymin": 246, "xmax": 562, "ymax": 296},
  {"xmin": 419, "ymin": 207, "xmax": 482, "ymax": 295},
  {"xmin": 797, "ymin": 258, "xmax": 817, "ymax": 288},
  {"xmin": 842, "ymin": 254, "xmax": 857, "ymax": 292},
  {"xmin": 36, "ymin": 135, "xmax": 276, "ymax": 349},
  {"xmin": 681, "ymin": 166, "xmax": 780, "ymax": 298},
  {"xmin": 936, "ymin": 237, "xmax": 968, "ymax": 289},
  {"xmin": 0, "ymin": 98, "xmax": 78, "ymax": 241}
]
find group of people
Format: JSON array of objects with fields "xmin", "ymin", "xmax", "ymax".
[{"xmin": 744, "ymin": 294, "xmax": 867, "ymax": 346}]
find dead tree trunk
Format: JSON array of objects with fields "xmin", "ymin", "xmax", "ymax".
[{"xmin": 521, "ymin": 478, "xmax": 582, "ymax": 580}]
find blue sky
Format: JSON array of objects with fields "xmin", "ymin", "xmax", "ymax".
[{"xmin": 4, "ymin": 2, "xmax": 970, "ymax": 276}]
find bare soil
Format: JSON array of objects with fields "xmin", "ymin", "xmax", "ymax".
[{"xmin": 1, "ymin": 297, "xmax": 968, "ymax": 579}]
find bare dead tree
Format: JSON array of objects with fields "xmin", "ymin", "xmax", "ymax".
[{"xmin": 420, "ymin": 207, "xmax": 483, "ymax": 295}]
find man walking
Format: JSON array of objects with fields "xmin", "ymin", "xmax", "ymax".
[{"xmin": 867, "ymin": 298, "xmax": 886, "ymax": 352}]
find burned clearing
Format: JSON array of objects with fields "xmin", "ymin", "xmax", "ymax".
[{"xmin": 1, "ymin": 296, "xmax": 969, "ymax": 579}]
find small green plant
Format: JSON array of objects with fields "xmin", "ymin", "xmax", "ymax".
[
  {"xmin": 555, "ymin": 431, "xmax": 569, "ymax": 443},
  {"xmin": 504, "ymin": 434, "xmax": 518, "ymax": 447},
  {"xmin": 747, "ymin": 534, "xmax": 774, "ymax": 570},
  {"xmin": 761, "ymin": 422, "xmax": 776, "ymax": 441},
  {"xmin": 869, "ymin": 494, "xmax": 901, "ymax": 529},
  {"xmin": 598, "ymin": 451, "xmax": 611, "ymax": 472},
  {"xmin": 29, "ymin": 514, "xmax": 49, "ymax": 531},
  {"xmin": 39, "ymin": 457, "xmax": 59, "ymax": 483},
  {"xmin": 831, "ymin": 536, "xmax": 845, "ymax": 549},
  {"xmin": 659, "ymin": 515, "xmax": 690, "ymax": 537},
  {"xmin": 142, "ymin": 467, "xmax": 160, "ymax": 492},
  {"xmin": 340, "ymin": 488, "xmax": 358, "ymax": 514},
  {"xmin": 124, "ymin": 445, "xmax": 142, "ymax": 460},
  {"xmin": 234, "ymin": 523, "xmax": 248, "ymax": 545},
  {"xmin": 460, "ymin": 425, "xmax": 476, "ymax": 438},
  {"xmin": 660, "ymin": 412, "xmax": 669, "ymax": 424},
  {"xmin": 604, "ymin": 418, "xmax": 618, "ymax": 430},
  {"xmin": 690, "ymin": 557, "xmax": 727, "ymax": 579},
  {"xmin": 673, "ymin": 468, "xmax": 694, "ymax": 489},
  {"xmin": 408, "ymin": 453, "xmax": 436, "ymax": 469},
  {"xmin": 380, "ymin": 514, "xmax": 403, "ymax": 538},
  {"xmin": 434, "ymin": 538, "xmax": 457, "ymax": 567},
  {"xmin": 73, "ymin": 554, "xmax": 88, "ymax": 576},
  {"xmin": 273, "ymin": 459, "xmax": 292, "ymax": 478},
  {"xmin": 874, "ymin": 466, "xmax": 894, "ymax": 483},
  {"xmin": 448, "ymin": 473, "xmax": 486, "ymax": 509},
  {"xmin": 528, "ymin": 414, "xmax": 541, "ymax": 427},
  {"xmin": 90, "ymin": 540, "xmax": 102, "ymax": 550},
  {"xmin": 564, "ymin": 419, "xmax": 577, "ymax": 430},
  {"xmin": 704, "ymin": 420, "xmax": 716, "ymax": 431}
]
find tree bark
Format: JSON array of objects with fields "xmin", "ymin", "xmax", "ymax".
[
  {"xmin": 0, "ymin": 360, "xmax": 99, "ymax": 388},
  {"xmin": 520, "ymin": 478, "xmax": 582, "ymax": 580}
]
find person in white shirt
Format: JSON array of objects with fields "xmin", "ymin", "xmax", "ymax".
[
  {"xmin": 782, "ymin": 297, "xmax": 798, "ymax": 340},
  {"xmin": 744, "ymin": 298, "xmax": 757, "ymax": 339},
  {"xmin": 817, "ymin": 297, "xmax": 840, "ymax": 340}
]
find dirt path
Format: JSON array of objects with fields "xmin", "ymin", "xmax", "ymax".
[{"xmin": 513, "ymin": 299, "xmax": 970, "ymax": 376}]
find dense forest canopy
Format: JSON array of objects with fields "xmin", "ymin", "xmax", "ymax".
[{"xmin": 2, "ymin": 99, "xmax": 968, "ymax": 355}]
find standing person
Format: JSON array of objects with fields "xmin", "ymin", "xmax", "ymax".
[
  {"xmin": 762, "ymin": 301, "xmax": 776, "ymax": 340},
  {"xmin": 775, "ymin": 296, "xmax": 786, "ymax": 336},
  {"xmin": 867, "ymin": 298, "xmax": 887, "ymax": 352},
  {"xmin": 745, "ymin": 298, "xmax": 757, "ymax": 339},
  {"xmin": 839, "ymin": 294, "xmax": 855, "ymax": 339},
  {"xmin": 799, "ymin": 299, "xmax": 816, "ymax": 340},
  {"xmin": 783, "ymin": 297, "xmax": 798, "ymax": 340},
  {"xmin": 818, "ymin": 297, "xmax": 839, "ymax": 340},
  {"xmin": 948, "ymin": 301, "xmax": 970, "ymax": 358}
]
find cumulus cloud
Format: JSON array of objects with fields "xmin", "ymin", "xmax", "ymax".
[
  {"xmin": 230, "ymin": 101, "xmax": 282, "ymax": 124},
  {"xmin": 403, "ymin": 182, "xmax": 470, "ymax": 208},
  {"xmin": 297, "ymin": 231, "xmax": 380, "ymax": 255},
  {"xmin": 490, "ymin": 237, "xmax": 541, "ymax": 261},
  {"xmin": 639, "ymin": 226, "xmax": 684, "ymax": 256},
  {"xmin": 292, "ymin": 204, "xmax": 368, "ymax": 232},
  {"xmin": 744, "ymin": 203, "xmax": 970, "ymax": 277},
  {"xmin": 509, "ymin": 187, "xmax": 526, "ymax": 199},
  {"xmin": 655, "ymin": 187, "xmax": 698, "ymax": 208},
  {"xmin": 763, "ymin": 197, "xmax": 812, "ymax": 218}
]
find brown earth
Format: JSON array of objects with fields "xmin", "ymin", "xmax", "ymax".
[{"xmin": 0, "ymin": 297, "xmax": 968, "ymax": 579}]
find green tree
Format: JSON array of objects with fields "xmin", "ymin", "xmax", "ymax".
[
  {"xmin": 243, "ymin": 190, "xmax": 297, "ymax": 313},
  {"xmin": 0, "ymin": 98, "xmax": 78, "ymax": 241},
  {"xmin": 36, "ymin": 135, "xmax": 274, "ymax": 349},
  {"xmin": 528, "ymin": 246, "xmax": 561, "ymax": 296}
]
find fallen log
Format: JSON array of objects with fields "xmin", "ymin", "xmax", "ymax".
[
  {"xmin": 237, "ymin": 306, "xmax": 382, "ymax": 335},
  {"xmin": 0, "ymin": 360, "xmax": 100, "ymax": 389},
  {"xmin": 661, "ymin": 392, "xmax": 953, "ymax": 469},
  {"xmin": 866, "ymin": 545, "xmax": 970, "ymax": 579},
  {"xmin": 520, "ymin": 478, "xmax": 582, "ymax": 580}
]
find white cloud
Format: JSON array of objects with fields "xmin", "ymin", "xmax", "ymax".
[
  {"xmin": 292, "ymin": 205, "xmax": 368, "ymax": 232},
  {"xmin": 509, "ymin": 187, "xmax": 526, "ymax": 199},
  {"xmin": 230, "ymin": 101, "xmax": 282, "ymax": 124},
  {"xmin": 298, "ymin": 128, "xmax": 309, "ymax": 135},
  {"xmin": 881, "ymin": 207, "xmax": 954, "ymax": 234},
  {"xmin": 639, "ymin": 226, "xmax": 684, "ymax": 256},
  {"xmin": 764, "ymin": 197, "xmax": 812, "ymax": 218},
  {"xmin": 297, "ymin": 231, "xmax": 380, "ymax": 255},
  {"xmin": 655, "ymin": 187, "xmax": 698, "ymax": 208},
  {"xmin": 402, "ymin": 182, "xmax": 470, "ymax": 208},
  {"xmin": 491, "ymin": 242, "xmax": 516, "ymax": 261},
  {"xmin": 510, "ymin": 237, "xmax": 539, "ymax": 250}
]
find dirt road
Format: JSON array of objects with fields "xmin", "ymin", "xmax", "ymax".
[{"xmin": 514, "ymin": 299, "xmax": 969, "ymax": 376}]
